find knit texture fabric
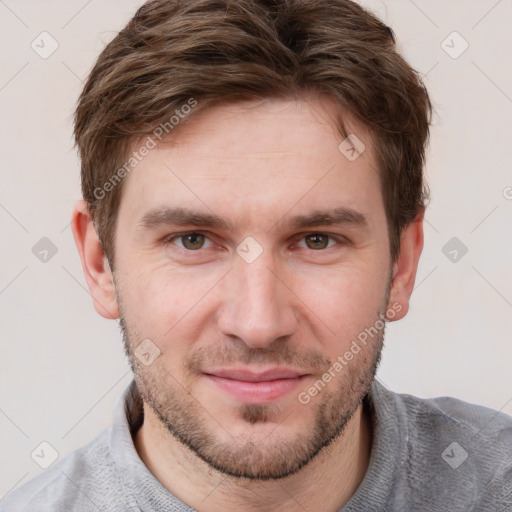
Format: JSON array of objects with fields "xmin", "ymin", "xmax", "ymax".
[{"xmin": 2, "ymin": 378, "xmax": 511, "ymax": 511}]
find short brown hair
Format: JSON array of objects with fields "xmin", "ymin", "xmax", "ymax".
[{"xmin": 74, "ymin": 0, "xmax": 432, "ymax": 267}]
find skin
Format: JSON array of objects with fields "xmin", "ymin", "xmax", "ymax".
[{"xmin": 72, "ymin": 94, "xmax": 424, "ymax": 511}]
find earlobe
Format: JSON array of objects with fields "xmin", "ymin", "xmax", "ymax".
[
  {"xmin": 71, "ymin": 200, "xmax": 119, "ymax": 320},
  {"xmin": 387, "ymin": 210, "xmax": 425, "ymax": 322}
]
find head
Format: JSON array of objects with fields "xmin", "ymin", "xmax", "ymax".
[{"xmin": 72, "ymin": 0, "xmax": 430, "ymax": 480}]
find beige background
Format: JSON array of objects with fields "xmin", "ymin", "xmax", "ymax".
[{"xmin": 1, "ymin": 0, "xmax": 511, "ymax": 498}]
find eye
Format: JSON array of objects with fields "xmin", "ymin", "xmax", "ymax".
[
  {"xmin": 296, "ymin": 233, "xmax": 340, "ymax": 250},
  {"xmin": 166, "ymin": 232, "xmax": 213, "ymax": 251}
]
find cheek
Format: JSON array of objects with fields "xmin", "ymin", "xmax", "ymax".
[
  {"xmin": 296, "ymin": 264, "xmax": 388, "ymax": 341},
  {"xmin": 116, "ymin": 261, "xmax": 222, "ymax": 342}
]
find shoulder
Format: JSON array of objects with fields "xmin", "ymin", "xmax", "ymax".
[
  {"xmin": 398, "ymin": 389, "xmax": 512, "ymax": 453},
  {"xmin": 390, "ymin": 386, "xmax": 512, "ymax": 508},
  {"xmin": 368, "ymin": 378, "xmax": 512, "ymax": 438},
  {"xmin": 0, "ymin": 429, "xmax": 137, "ymax": 512}
]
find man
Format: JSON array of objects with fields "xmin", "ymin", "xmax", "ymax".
[{"xmin": 2, "ymin": 0, "xmax": 510, "ymax": 510}]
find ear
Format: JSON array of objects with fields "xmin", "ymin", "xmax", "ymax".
[
  {"xmin": 71, "ymin": 200, "xmax": 119, "ymax": 319},
  {"xmin": 386, "ymin": 209, "xmax": 424, "ymax": 321}
]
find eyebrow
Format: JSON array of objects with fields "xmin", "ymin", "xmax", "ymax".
[
  {"xmin": 137, "ymin": 206, "xmax": 368, "ymax": 232},
  {"xmin": 285, "ymin": 207, "xmax": 368, "ymax": 230},
  {"xmin": 138, "ymin": 207, "xmax": 233, "ymax": 231}
]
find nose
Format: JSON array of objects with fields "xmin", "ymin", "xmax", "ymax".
[{"xmin": 217, "ymin": 249, "xmax": 298, "ymax": 349}]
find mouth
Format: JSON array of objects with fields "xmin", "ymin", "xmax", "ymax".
[{"xmin": 202, "ymin": 367, "xmax": 310, "ymax": 404}]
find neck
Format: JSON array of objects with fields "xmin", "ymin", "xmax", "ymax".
[{"xmin": 134, "ymin": 401, "xmax": 372, "ymax": 512}]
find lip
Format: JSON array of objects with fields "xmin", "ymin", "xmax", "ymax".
[{"xmin": 203, "ymin": 367, "xmax": 309, "ymax": 404}]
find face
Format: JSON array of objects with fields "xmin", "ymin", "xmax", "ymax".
[{"xmin": 112, "ymin": 96, "xmax": 394, "ymax": 479}]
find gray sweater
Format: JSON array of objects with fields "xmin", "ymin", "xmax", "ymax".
[{"xmin": 1, "ymin": 378, "xmax": 511, "ymax": 511}]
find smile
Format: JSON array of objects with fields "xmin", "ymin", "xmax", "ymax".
[{"xmin": 203, "ymin": 368, "xmax": 310, "ymax": 404}]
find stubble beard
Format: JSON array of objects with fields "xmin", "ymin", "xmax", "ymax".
[{"xmin": 119, "ymin": 293, "xmax": 388, "ymax": 480}]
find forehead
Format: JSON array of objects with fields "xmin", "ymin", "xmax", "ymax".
[
  {"xmin": 152, "ymin": 96, "xmax": 372, "ymax": 162},
  {"xmin": 119, "ymin": 96, "xmax": 383, "ymax": 229}
]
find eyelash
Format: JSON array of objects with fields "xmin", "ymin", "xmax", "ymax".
[
  {"xmin": 163, "ymin": 231, "xmax": 348, "ymax": 252},
  {"xmin": 164, "ymin": 232, "xmax": 214, "ymax": 250}
]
